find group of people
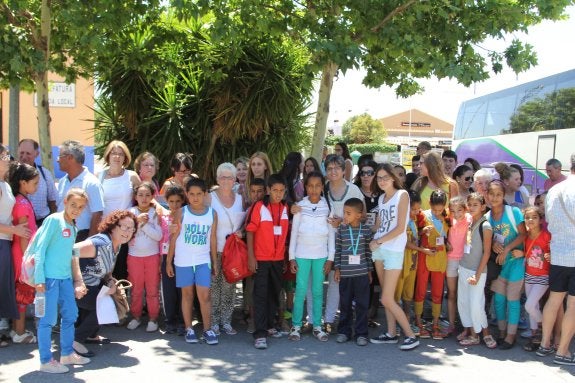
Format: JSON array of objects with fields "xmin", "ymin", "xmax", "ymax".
[{"xmin": 0, "ymin": 138, "xmax": 574, "ymax": 373}]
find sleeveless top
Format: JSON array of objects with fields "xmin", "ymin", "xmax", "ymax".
[
  {"xmin": 374, "ymin": 189, "xmax": 409, "ymax": 252},
  {"xmin": 174, "ymin": 206, "xmax": 214, "ymax": 267},
  {"xmin": 210, "ymin": 191, "xmax": 245, "ymax": 252},
  {"xmin": 0, "ymin": 181, "xmax": 16, "ymax": 241},
  {"xmin": 101, "ymin": 169, "xmax": 134, "ymax": 216},
  {"xmin": 419, "ymin": 181, "xmax": 450, "ymax": 210}
]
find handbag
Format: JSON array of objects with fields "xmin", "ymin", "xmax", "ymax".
[
  {"xmin": 222, "ymin": 233, "xmax": 252, "ymax": 284},
  {"xmin": 20, "ymin": 233, "xmax": 40, "ymax": 287},
  {"xmin": 111, "ymin": 279, "xmax": 132, "ymax": 323}
]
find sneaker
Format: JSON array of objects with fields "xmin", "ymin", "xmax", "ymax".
[
  {"xmin": 254, "ymin": 337, "xmax": 267, "ymax": 349},
  {"xmin": 410, "ymin": 323, "xmax": 420, "ymax": 336},
  {"xmin": 60, "ymin": 352, "xmax": 91, "ymax": 365},
  {"xmin": 536, "ymin": 345, "xmax": 555, "ymax": 357},
  {"xmin": 554, "ymin": 354, "xmax": 575, "ymax": 366},
  {"xmin": 146, "ymin": 321, "xmax": 158, "ymax": 332},
  {"xmin": 288, "ymin": 326, "xmax": 301, "ymax": 341},
  {"xmin": 336, "ymin": 334, "xmax": 349, "ymax": 343},
  {"xmin": 203, "ymin": 330, "xmax": 219, "ymax": 345},
  {"xmin": 400, "ymin": 336, "xmax": 420, "ymax": 351},
  {"xmin": 185, "ymin": 328, "xmax": 198, "ymax": 343},
  {"xmin": 370, "ymin": 333, "xmax": 399, "ymax": 344},
  {"xmin": 267, "ymin": 328, "xmax": 282, "ymax": 338},
  {"xmin": 127, "ymin": 319, "xmax": 141, "ymax": 330},
  {"xmin": 520, "ymin": 329, "xmax": 533, "ymax": 339},
  {"xmin": 418, "ymin": 325, "xmax": 430, "ymax": 339},
  {"xmin": 11, "ymin": 330, "xmax": 37, "ymax": 344},
  {"xmin": 165, "ymin": 323, "xmax": 177, "ymax": 334},
  {"xmin": 40, "ymin": 359, "xmax": 69, "ymax": 374},
  {"xmin": 211, "ymin": 324, "xmax": 220, "ymax": 335},
  {"xmin": 356, "ymin": 336, "xmax": 369, "ymax": 346},
  {"xmin": 0, "ymin": 318, "xmax": 8, "ymax": 330},
  {"xmin": 222, "ymin": 324, "xmax": 237, "ymax": 335},
  {"xmin": 313, "ymin": 327, "xmax": 328, "ymax": 342}
]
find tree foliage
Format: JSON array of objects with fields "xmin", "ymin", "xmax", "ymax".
[{"xmin": 342, "ymin": 113, "xmax": 386, "ymax": 144}]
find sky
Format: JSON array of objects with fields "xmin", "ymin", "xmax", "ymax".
[{"xmin": 322, "ymin": 6, "xmax": 575, "ymax": 129}]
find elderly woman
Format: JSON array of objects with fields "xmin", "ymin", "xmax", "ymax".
[
  {"xmin": 134, "ymin": 152, "xmax": 160, "ymax": 196},
  {"xmin": 208, "ymin": 163, "xmax": 246, "ymax": 335},
  {"xmin": 473, "ymin": 168, "xmax": 493, "ymax": 203},
  {"xmin": 72, "ymin": 210, "xmax": 137, "ymax": 357}
]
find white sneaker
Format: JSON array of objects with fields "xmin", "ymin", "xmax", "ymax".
[
  {"xmin": 127, "ymin": 319, "xmax": 141, "ymax": 330},
  {"xmin": 211, "ymin": 324, "xmax": 220, "ymax": 335},
  {"xmin": 40, "ymin": 359, "xmax": 69, "ymax": 373},
  {"xmin": 0, "ymin": 318, "xmax": 8, "ymax": 330},
  {"xmin": 146, "ymin": 321, "xmax": 158, "ymax": 332},
  {"xmin": 60, "ymin": 352, "xmax": 91, "ymax": 365}
]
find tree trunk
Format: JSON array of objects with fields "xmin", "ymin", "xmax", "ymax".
[
  {"xmin": 8, "ymin": 84, "xmax": 20, "ymax": 153},
  {"xmin": 310, "ymin": 61, "xmax": 338, "ymax": 161},
  {"xmin": 37, "ymin": 0, "xmax": 53, "ymax": 171}
]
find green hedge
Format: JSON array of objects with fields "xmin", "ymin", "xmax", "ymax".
[{"xmin": 348, "ymin": 143, "xmax": 398, "ymax": 154}]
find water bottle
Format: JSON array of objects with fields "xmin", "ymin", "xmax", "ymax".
[{"xmin": 35, "ymin": 292, "xmax": 45, "ymax": 318}]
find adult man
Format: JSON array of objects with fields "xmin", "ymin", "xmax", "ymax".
[
  {"xmin": 537, "ymin": 154, "xmax": 575, "ymax": 365},
  {"xmin": 442, "ymin": 150, "xmax": 458, "ymax": 178},
  {"xmin": 405, "ymin": 155, "xmax": 421, "ymax": 190},
  {"xmin": 416, "ymin": 141, "xmax": 431, "ymax": 156},
  {"xmin": 544, "ymin": 158, "xmax": 567, "ymax": 191},
  {"xmin": 56, "ymin": 140, "xmax": 104, "ymax": 241},
  {"xmin": 17, "ymin": 139, "xmax": 58, "ymax": 226}
]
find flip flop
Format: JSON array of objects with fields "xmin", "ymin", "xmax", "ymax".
[{"xmin": 85, "ymin": 336, "xmax": 110, "ymax": 344}]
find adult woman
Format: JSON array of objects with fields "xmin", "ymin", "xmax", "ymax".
[
  {"xmin": 98, "ymin": 141, "xmax": 141, "ymax": 217},
  {"xmin": 495, "ymin": 163, "xmax": 529, "ymax": 209},
  {"xmin": 279, "ymin": 152, "xmax": 304, "ymax": 205},
  {"xmin": 160, "ymin": 153, "xmax": 194, "ymax": 196},
  {"xmin": 334, "ymin": 142, "xmax": 354, "ymax": 181},
  {"xmin": 0, "ymin": 145, "xmax": 31, "ymax": 348},
  {"xmin": 453, "ymin": 164, "xmax": 474, "ymax": 199},
  {"xmin": 464, "ymin": 157, "xmax": 481, "ymax": 173},
  {"xmin": 209, "ymin": 163, "xmax": 246, "ymax": 335},
  {"xmin": 134, "ymin": 152, "xmax": 160, "ymax": 197},
  {"xmin": 73, "ymin": 210, "xmax": 138, "ymax": 357},
  {"xmin": 233, "ymin": 157, "xmax": 249, "ymax": 198},
  {"xmin": 473, "ymin": 168, "xmax": 493, "ymax": 203},
  {"xmin": 411, "ymin": 151, "xmax": 458, "ymax": 210},
  {"xmin": 244, "ymin": 152, "xmax": 273, "ymax": 204},
  {"xmin": 303, "ymin": 157, "xmax": 321, "ymax": 181}
]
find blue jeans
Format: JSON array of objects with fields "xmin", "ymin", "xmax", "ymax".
[
  {"xmin": 38, "ymin": 278, "xmax": 78, "ymax": 364},
  {"xmin": 293, "ymin": 257, "xmax": 326, "ymax": 328}
]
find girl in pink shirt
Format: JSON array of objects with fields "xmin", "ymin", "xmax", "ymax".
[{"xmin": 446, "ymin": 197, "xmax": 471, "ymax": 335}]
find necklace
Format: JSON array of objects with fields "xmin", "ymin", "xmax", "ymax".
[{"xmin": 107, "ymin": 168, "xmax": 124, "ymax": 178}]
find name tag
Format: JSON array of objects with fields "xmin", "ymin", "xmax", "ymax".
[
  {"xmin": 274, "ymin": 226, "xmax": 282, "ymax": 236},
  {"xmin": 464, "ymin": 244, "xmax": 472, "ymax": 254},
  {"xmin": 62, "ymin": 228, "xmax": 71, "ymax": 238},
  {"xmin": 436, "ymin": 236, "xmax": 445, "ymax": 246},
  {"xmin": 162, "ymin": 242, "xmax": 170, "ymax": 255},
  {"xmin": 349, "ymin": 255, "xmax": 360, "ymax": 265}
]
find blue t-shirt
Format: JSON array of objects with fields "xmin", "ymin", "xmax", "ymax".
[{"xmin": 486, "ymin": 205, "xmax": 524, "ymax": 262}]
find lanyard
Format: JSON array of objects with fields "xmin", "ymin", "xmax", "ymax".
[
  {"xmin": 348, "ymin": 224, "xmax": 362, "ymax": 256},
  {"xmin": 430, "ymin": 213, "xmax": 445, "ymax": 237}
]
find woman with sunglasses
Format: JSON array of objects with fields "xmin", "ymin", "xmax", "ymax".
[{"xmin": 453, "ymin": 165, "xmax": 474, "ymax": 199}]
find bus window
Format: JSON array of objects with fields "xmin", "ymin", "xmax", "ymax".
[{"xmin": 485, "ymin": 93, "xmax": 517, "ymax": 136}]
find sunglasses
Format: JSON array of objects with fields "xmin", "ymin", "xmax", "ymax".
[
  {"xmin": 360, "ymin": 170, "xmax": 375, "ymax": 177},
  {"xmin": 464, "ymin": 176, "xmax": 473, "ymax": 181}
]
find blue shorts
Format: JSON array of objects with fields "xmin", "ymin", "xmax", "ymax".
[
  {"xmin": 175, "ymin": 264, "xmax": 211, "ymax": 288},
  {"xmin": 371, "ymin": 247, "xmax": 404, "ymax": 270}
]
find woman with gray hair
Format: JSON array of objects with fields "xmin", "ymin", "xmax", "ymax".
[
  {"xmin": 209, "ymin": 163, "xmax": 246, "ymax": 335},
  {"xmin": 473, "ymin": 168, "xmax": 493, "ymax": 203}
]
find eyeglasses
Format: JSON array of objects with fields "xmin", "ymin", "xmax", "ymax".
[
  {"xmin": 376, "ymin": 175, "xmax": 392, "ymax": 182},
  {"xmin": 110, "ymin": 151, "xmax": 125, "ymax": 157},
  {"xmin": 360, "ymin": 170, "xmax": 375, "ymax": 177},
  {"xmin": 326, "ymin": 166, "xmax": 341, "ymax": 173},
  {"xmin": 218, "ymin": 175, "xmax": 235, "ymax": 181},
  {"xmin": 118, "ymin": 224, "xmax": 136, "ymax": 233},
  {"xmin": 464, "ymin": 176, "xmax": 473, "ymax": 181},
  {"xmin": 58, "ymin": 153, "xmax": 70, "ymax": 159}
]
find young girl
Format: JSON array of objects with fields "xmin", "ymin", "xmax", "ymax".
[
  {"xmin": 35, "ymin": 188, "xmax": 89, "ymax": 373},
  {"xmin": 127, "ymin": 182, "xmax": 163, "ymax": 332},
  {"xmin": 368, "ymin": 164, "xmax": 419, "ymax": 350},
  {"xmin": 413, "ymin": 189, "xmax": 450, "ymax": 340},
  {"xmin": 288, "ymin": 171, "xmax": 334, "ymax": 342},
  {"xmin": 159, "ymin": 185, "xmax": 186, "ymax": 334},
  {"xmin": 515, "ymin": 206, "xmax": 550, "ymax": 349},
  {"xmin": 9, "ymin": 163, "xmax": 40, "ymax": 343},
  {"xmin": 246, "ymin": 174, "xmax": 289, "ymax": 350},
  {"xmin": 446, "ymin": 196, "xmax": 471, "ymax": 335},
  {"xmin": 166, "ymin": 178, "xmax": 218, "ymax": 345},
  {"xmin": 486, "ymin": 180, "xmax": 526, "ymax": 349},
  {"xmin": 457, "ymin": 193, "xmax": 496, "ymax": 348}
]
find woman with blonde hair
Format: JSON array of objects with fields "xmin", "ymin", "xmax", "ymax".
[
  {"xmin": 411, "ymin": 151, "xmax": 458, "ymax": 210},
  {"xmin": 244, "ymin": 152, "xmax": 273, "ymax": 204}
]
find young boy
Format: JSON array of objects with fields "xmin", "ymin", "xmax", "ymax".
[
  {"xmin": 166, "ymin": 178, "xmax": 219, "ymax": 345},
  {"xmin": 246, "ymin": 174, "xmax": 289, "ymax": 350},
  {"xmin": 334, "ymin": 198, "xmax": 373, "ymax": 346}
]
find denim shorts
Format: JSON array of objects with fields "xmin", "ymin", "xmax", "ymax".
[
  {"xmin": 372, "ymin": 247, "xmax": 404, "ymax": 270},
  {"xmin": 175, "ymin": 264, "xmax": 211, "ymax": 288}
]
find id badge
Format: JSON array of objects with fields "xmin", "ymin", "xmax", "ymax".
[
  {"xmin": 365, "ymin": 212, "xmax": 376, "ymax": 226},
  {"xmin": 274, "ymin": 226, "xmax": 282, "ymax": 235},
  {"xmin": 162, "ymin": 242, "xmax": 170, "ymax": 255},
  {"xmin": 349, "ymin": 255, "xmax": 360, "ymax": 265},
  {"xmin": 436, "ymin": 236, "xmax": 445, "ymax": 246},
  {"xmin": 494, "ymin": 233, "xmax": 505, "ymax": 245},
  {"xmin": 464, "ymin": 244, "xmax": 472, "ymax": 254}
]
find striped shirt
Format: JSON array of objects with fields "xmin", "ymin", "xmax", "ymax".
[
  {"xmin": 80, "ymin": 233, "xmax": 117, "ymax": 286},
  {"xmin": 28, "ymin": 165, "xmax": 58, "ymax": 220},
  {"xmin": 334, "ymin": 223, "xmax": 373, "ymax": 278}
]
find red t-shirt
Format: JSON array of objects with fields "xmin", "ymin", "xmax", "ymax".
[
  {"xmin": 525, "ymin": 229, "xmax": 551, "ymax": 277},
  {"xmin": 246, "ymin": 201, "xmax": 289, "ymax": 261}
]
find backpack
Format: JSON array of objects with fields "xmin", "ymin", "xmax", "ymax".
[
  {"xmin": 20, "ymin": 233, "xmax": 41, "ymax": 287},
  {"xmin": 221, "ymin": 233, "xmax": 251, "ymax": 284}
]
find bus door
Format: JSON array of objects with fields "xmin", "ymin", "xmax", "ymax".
[{"xmin": 536, "ymin": 135, "xmax": 556, "ymax": 194}]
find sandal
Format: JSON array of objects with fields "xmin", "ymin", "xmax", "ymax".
[
  {"xmin": 456, "ymin": 331, "xmax": 469, "ymax": 342},
  {"xmin": 313, "ymin": 327, "xmax": 329, "ymax": 342},
  {"xmin": 288, "ymin": 327, "xmax": 301, "ymax": 341},
  {"xmin": 459, "ymin": 336, "xmax": 480, "ymax": 346},
  {"xmin": 11, "ymin": 330, "xmax": 37, "ymax": 344},
  {"xmin": 483, "ymin": 335, "xmax": 497, "ymax": 349}
]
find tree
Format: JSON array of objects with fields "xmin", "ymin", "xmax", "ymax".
[
  {"xmin": 342, "ymin": 113, "xmax": 386, "ymax": 144},
  {"xmin": 179, "ymin": 0, "xmax": 574, "ymax": 160},
  {"xmin": 0, "ymin": 1, "xmax": 160, "ymax": 170}
]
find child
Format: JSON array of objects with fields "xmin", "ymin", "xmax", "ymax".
[
  {"xmin": 515, "ymin": 206, "xmax": 550, "ymax": 350},
  {"xmin": 368, "ymin": 163, "xmax": 419, "ymax": 350},
  {"xmin": 9, "ymin": 163, "xmax": 40, "ymax": 344},
  {"xmin": 413, "ymin": 189, "xmax": 450, "ymax": 340},
  {"xmin": 246, "ymin": 174, "xmax": 289, "ymax": 350},
  {"xmin": 534, "ymin": 193, "xmax": 548, "ymax": 231},
  {"xmin": 35, "ymin": 188, "xmax": 89, "ymax": 373},
  {"xmin": 486, "ymin": 180, "xmax": 526, "ymax": 350},
  {"xmin": 159, "ymin": 185, "xmax": 186, "ymax": 334},
  {"xmin": 334, "ymin": 198, "xmax": 373, "ymax": 346},
  {"xmin": 167, "ymin": 178, "xmax": 218, "ymax": 345},
  {"xmin": 446, "ymin": 196, "xmax": 471, "ymax": 335},
  {"xmin": 457, "ymin": 193, "xmax": 497, "ymax": 348},
  {"xmin": 288, "ymin": 171, "xmax": 334, "ymax": 342},
  {"xmin": 127, "ymin": 182, "xmax": 163, "ymax": 332}
]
